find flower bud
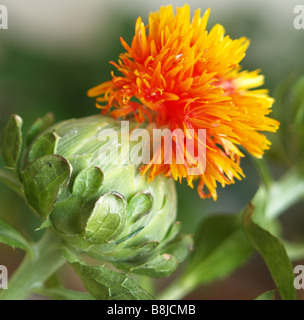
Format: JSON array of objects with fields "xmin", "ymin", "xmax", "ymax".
[{"xmin": 16, "ymin": 114, "xmax": 192, "ymax": 277}]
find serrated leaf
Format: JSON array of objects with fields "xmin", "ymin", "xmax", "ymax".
[
  {"xmin": 0, "ymin": 217, "xmax": 33, "ymax": 254},
  {"xmin": 85, "ymin": 192, "xmax": 127, "ymax": 244},
  {"xmin": 28, "ymin": 131, "xmax": 59, "ymax": 164},
  {"xmin": 62, "ymin": 246, "xmax": 154, "ymax": 300},
  {"xmin": 243, "ymin": 204, "xmax": 297, "ymax": 300},
  {"xmin": 67, "ymin": 261, "xmax": 154, "ymax": 300},
  {"xmin": 184, "ymin": 214, "xmax": 252, "ymax": 285},
  {"xmin": 26, "ymin": 113, "xmax": 55, "ymax": 146},
  {"xmin": 255, "ymin": 290, "xmax": 276, "ymax": 300},
  {"xmin": 1, "ymin": 114, "xmax": 23, "ymax": 170},
  {"xmin": 22, "ymin": 154, "xmax": 72, "ymax": 220}
]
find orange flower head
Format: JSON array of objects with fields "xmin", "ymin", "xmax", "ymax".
[{"xmin": 88, "ymin": 4, "xmax": 279, "ymax": 200}]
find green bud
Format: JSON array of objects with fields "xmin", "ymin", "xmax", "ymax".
[{"xmin": 13, "ymin": 114, "xmax": 192, "ymax": 277}]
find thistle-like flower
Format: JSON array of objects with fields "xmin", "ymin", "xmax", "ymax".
[{"xmin": 88, "ymin": 4, "xmax": 279, "ymax": 200}]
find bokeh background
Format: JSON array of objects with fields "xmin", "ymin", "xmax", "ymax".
[{"xmin": 0, "ymin": 0, "xmax": 303, "ymax": 299}]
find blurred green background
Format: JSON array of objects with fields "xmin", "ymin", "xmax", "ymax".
[{"xmin": 0, "ymin": 0, "xmax": 303, "ymax": 299}]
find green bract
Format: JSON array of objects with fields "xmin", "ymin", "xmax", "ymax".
[{"xmin": 2, "ymin": 114, "xmax": 192, "ymax": 278}]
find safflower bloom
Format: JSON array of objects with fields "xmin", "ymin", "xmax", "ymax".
[{"xmin": 88, "ymin": 4, "xmax": 279, "ymax": 200}]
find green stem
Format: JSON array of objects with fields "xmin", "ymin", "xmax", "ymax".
[
  {"xmin": 0, "ymin": 231, "xmax": 66, "ymax": 300},
  {"xmin": 157, "ymin": 276, "xmax": 196, "ymax": 300},
  {"xmin": 264, "ymin": 167, "xmax": 304, "ymax": 220},
  {"xmin": 284, "ymin": 241, "xmax": 304, "ymax": 262},
  {"xmin": 0, "ymin": 169, "xmax": 25, "ymax": 199},
  {"xmin": 253, "ymin": 158, "xmax": 274, "ymax": 190},
  {"xmin": 136, "ymin": 275, "xmax": 156, "ymax": 297}
]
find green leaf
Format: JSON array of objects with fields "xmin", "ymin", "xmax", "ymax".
[
  {"xmin": 184, "ymin": 214, "xmax": 252, "ymax": 285},
  {"xmin": 162, "ymin": 234, "xmax": 193, "ymax": 263},
  {"xmin": 255, "ymin": 290, "xmax": 276, "ymax": 300},
  {"xmin": 34, "ymin": 286, "xmax": 95, "ymax": 300},
  {"xmin": 63, "ymin": 247, "xmax": 154, "ymax": 300},
  {"xmin": 85, "ymin": 192, "xmax": 127, "ymax": 244},
  {"xmin": 36, "ymin": 219, "xmax": 52, "ymax": 230},
  {"xmin": 101, "ymin": 240, "xmax": 160, "ymax": 263},
  {"xmin": 0, "ymin": 217, "xmax": 33, "ymax": 255},
  {"xmin": 128, "ymin": 192, "xmax": 153, "ymax": 222},
  {"xmin": 50, "ymin": 197, "xmax": 90, "ymax": 235},
  {"xmin": 72, "ymin": 262, "xmax": 154, "ymax": 300},
  {"xmin": 126, "ymin": 235, "xmax": 193, "ymax": 278},
  {"xmin": 129, "ymin": 254, "xmax": 179, "ymax": 278},
  {"xmin": 28, "ymin": 131, "xmax": 59, "ymax": 164},
  {"xmin": 26, "ymin": 113, "xmax": 55, "ymax": 146},
  {"xmin": 162, "ymin": 222, "xmax": 182, "ymax": 243},
  {"xmin": 22, "ymin": 154, "xmax": 72, "ymax": 220},
  {"xmin": 65, "ymin": 154, "xmax": 92, "ymax": 179},
  {"xmin": 62, "ymin": 154, "xmax": 93, "ymax": 195},
  {"xmin": 50, "ymin": 167, "xmax": 104, "ymax": 235},
  {"xmin": 1, "ymin": 114, "xmax": 23, "ymax": 170},
  {"xmin": 72, "ymin": 167, "xmax": 104, "ymax": 198},
  {"xmin": 243, "ymin": 204, "xmax": 297, "ymax": 300}
]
